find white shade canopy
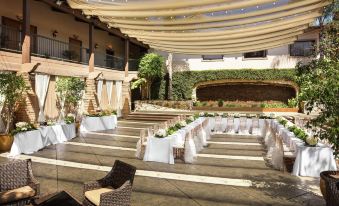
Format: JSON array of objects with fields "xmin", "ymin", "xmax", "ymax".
[{"xmin": 67, "ymin": 0, "xmax": 329, "ymax": 54}]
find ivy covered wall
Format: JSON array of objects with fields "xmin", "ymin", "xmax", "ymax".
[{"xmin": 151, "ymin": 69, "xmax": 297, "ymax": 100}]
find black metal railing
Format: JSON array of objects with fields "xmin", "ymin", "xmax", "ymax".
[
  {"xmin": 129, "ymin": 58, "xmax": 139, "ymax": 71},
  {"xmin": 0, "ymin": 24, "xmax": 144, "ymax": 72},
  {"xmin": 0, "ymin": 24, "xmax": 22, "ymax": 52},
  {"xmin": 94, "ymin": 51, "xmax": 125, "ymax": 71},
  {"xmin": 31, "ymin": 34, "xmax": 89, "ymax": 64}
]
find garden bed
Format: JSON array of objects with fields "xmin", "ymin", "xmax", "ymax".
[{"xmin": 192, "ymin": 106, "xmax": 298, "ymax": 112}]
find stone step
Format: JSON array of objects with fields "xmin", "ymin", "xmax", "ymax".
[
  {"xmin": 209, "ymin": 137, "xmax": 259, "ymax": 143},
  {"xmin": 200, "ymin": 148, "xmax": 265, "ymax": 157}
]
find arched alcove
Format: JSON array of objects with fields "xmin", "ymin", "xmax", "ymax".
[{"xmin": 194, "ymin": 79, "xmax": 298, "ymax": 103}]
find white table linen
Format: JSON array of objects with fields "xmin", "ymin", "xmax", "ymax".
[
  {"xmin": 267, "ymin": 119, "xmax": 337, "ymax": 177},
  {"xmin": 9, "ymin": 130, "xmax": 44, "ymax": 156},
  {"xmin": 143, "ymin": 136, "xmax": 175, "ymax": 164},
  {"xmin": 80, "ymin": 115, "xmax": 117, "ymax": 132}
]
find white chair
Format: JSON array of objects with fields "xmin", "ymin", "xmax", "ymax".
[
  {"xmin": 225, "ymin": 117, "xmax": 235, "ymax": 134},
  {"xmin": 238, "ymin": 117, "xmax": 248, "ymax": 134},
  {"xmin": 214, "ymin": 116, "xmax": 223, "ymax": 133},
  {"xmin": 136, "ymin": 129, "xmax": 148, "ymax": 159},
  {"xmin": 251, "ymin": 117, "xmax": 260, "ymax": 135}
]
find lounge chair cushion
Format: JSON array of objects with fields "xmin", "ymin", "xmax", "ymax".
[
  {"xmin": 0, "ymin": 186, "xmax": 35, "ymax": 204},
  {"xmin": 85, "ymin": 187, "xmax": 114, "ymax": 206}
]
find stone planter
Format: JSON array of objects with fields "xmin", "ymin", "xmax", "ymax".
[{"xmin": 0, "ymin": 134, "xmax": 14, "ymax": 152}]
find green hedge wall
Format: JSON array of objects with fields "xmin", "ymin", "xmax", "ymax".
[{"xmin": 152, "ymin": 69, "xmax": 297, "ymax": 100}]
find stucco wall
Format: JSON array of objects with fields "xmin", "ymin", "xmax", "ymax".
[{"xmin": 155, "ymin": 30, "xmax": 319, "ymax": 70}]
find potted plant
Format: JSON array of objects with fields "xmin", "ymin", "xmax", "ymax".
[{"xmin": 0, "ymin": 72, "xmax": 26, "ymax": 152}]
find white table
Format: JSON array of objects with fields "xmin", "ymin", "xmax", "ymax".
[
  {"xmin": 39, "ymin": 123, "xmax": 76, "ymax": 146},
  {"xmin": 9, "ymin": 130, "xmax": 44, "ymax": 156},
  {"xmin": 80, "ymin": 115, "xmax": 117, "ymax": 132},
  {"xmin": 143, "ymin": 118, "xmax": 207, "ymax": 164},
  {"xmin": 293, "ymin": 144, "xmax": 337, "ymax": 177},
  {"xmin": 270, "ymin": 119, "xmax": 337, "ymax": 177}
]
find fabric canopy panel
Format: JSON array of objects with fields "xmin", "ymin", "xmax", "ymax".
[
  {"xmin": 67, "ymin": 0, "xmax": 329, "ymax": 54},
  {"xmin": 35, "ymin": 74, "xmax": 50, "ymax": 123},
  {"xmin": 97, "ymin": 79, "xmax": 103, "ymax": 108},
  {"xmin": 0, "ymin": 94, "xmax": 5, "ymax": 133},
  {"xmin": 106, "ymin": 80, "xmax": 113, "ymax": 106}
]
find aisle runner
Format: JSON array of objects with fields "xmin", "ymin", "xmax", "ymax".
[{"xmin": 0, "ymin": 153, "xmax": 252, "ymax": 187}]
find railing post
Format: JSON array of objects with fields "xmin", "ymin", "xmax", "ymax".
[
  {"xmin": 124, "ymin": 39, "xmax": 129, "ymax": 77},
  {"xmin": 88, "ymin": 22, "xmax": 94, "ymax": 72},
  {"xmin": 22, "ymin": 0, "xmax": 31, "ymax": 63}
]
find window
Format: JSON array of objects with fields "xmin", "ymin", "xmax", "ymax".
[
  {"xmin": 289, "ymin": 40, "xmax": 315, "ymax": 57},
  {"xmin": 202, "ymin": 55, "xmax": 223, "ymax": 61},
  {"xmin": 243, "ymin": 50, "xmax": 267, "ymax": 59}
]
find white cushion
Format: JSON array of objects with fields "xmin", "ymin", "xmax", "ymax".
[{"xmin": 85, "ymin": 187, "xmax": 114, "ymax": 206}]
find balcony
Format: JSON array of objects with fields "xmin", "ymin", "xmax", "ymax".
[{"xmin": 0, "ymin": 24, "xmax": 139, "ymax": 71}]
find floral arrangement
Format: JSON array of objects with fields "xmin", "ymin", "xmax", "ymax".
[
  {"xmin": 222, "ymin": 113, "xmax": 228, "ymax": 118},
  {"xmin": 305, "ymin": 136, "xmax": 318, "ymax": 147},
  {"xmin": 65, "ymin": 113, "xmax": 75, "ymax": 124},
  {"xmin": 166, "ymin": 126, "xmax": 178, "ymax": 136},
  {"xmin": 155, "ymin": 129, "xmax": 167, "ymax": 138},
  {"xmin": 199, "ymin": 112, "xmax": 205, "ymax": 117},
  {"xmin": 84, "ymin": 110, "xmax": 117, "ymax": 117},
  {"xmin": 47, "ymin": 120, "xmax": 56, "ymax": 126},
  {"xmin": 186, "ymin": 116, "xmax": 194, "ymax": 124},
  {"xmin": 11, "ymin": 122, "xmax": 37, "ymax": 136}
]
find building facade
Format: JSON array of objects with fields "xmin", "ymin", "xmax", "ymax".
[{"xmin": 0, "ymin": 0, "xmax": 148, "ymax": 123}]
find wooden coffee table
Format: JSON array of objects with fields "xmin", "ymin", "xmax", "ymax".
[{"xmin": 34, "ymin": 191, "xmax": 82, "ymax": 206}]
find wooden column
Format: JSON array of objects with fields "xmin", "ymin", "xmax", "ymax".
[
  {"xmin": 88, "ymin": 22, "xmax": 94, "ymax": 72},
  {"xmin": 22, "ymin": 0, "xmax": 31, "ymax": 64},
  {"xmin": 124, "ymin": 39, "xmax": 130, "ymax": 77}
]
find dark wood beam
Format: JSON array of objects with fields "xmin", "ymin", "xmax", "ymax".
[
  {"xmin": 124, "ymin": 39, "xmax": 130, "ymax": 77},
  {"xmin": 38, "ymin": 0, "xmax": 149, "ymax": 49},
  {"xmin": 89, "ymin": 22, "xmax": 94, "ymax": 72},
  {"xmin": 22, "ymin": 0, "xmax": 31, "ymax": 63}
]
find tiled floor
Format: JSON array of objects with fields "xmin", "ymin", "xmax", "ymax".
[{"xmin": 0, "ymin": 113, "xmax": 325, "ymax": 206}]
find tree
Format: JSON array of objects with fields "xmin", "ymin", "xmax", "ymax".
[
  {"xmin": 0, "ymin": 72, "xmax": 26, "ymax": 134},
  {"xmin": 55, "ymin": 77, "xmax": 86, "ymax": 117},
  {"xmin": 135, "ymin": 53, "xmax": 164, "ymax": 100},
  {"xmin": 295, "ymin": 17, "xmax": 338, "ymax": 156}
]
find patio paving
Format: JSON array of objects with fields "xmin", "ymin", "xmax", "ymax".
[{"xmin": 0, "ymin": 113, "xmax": 325, "ymax": 206}]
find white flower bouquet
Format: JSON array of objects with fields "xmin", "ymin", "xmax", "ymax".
[
  {"xmin": 179, "ymin": 120, "xmax": 187, "ymax": 127},
  {"xmin": 12, "ymin": 121, "xmax": 36, "ymax": 135},
  {"xmin": 199, "ymin": 112, "xmax": 205, "ymax": 117},
  {"xmin": 155, "ymin": 129, "xmax": 167, "ymax": 138},
  {"xmin": 65, "ymin": 113, "xmax": 75, "ymax": 124},
  {"xmin": 306, "ymin": 136, "xmax": 318, "ymax": 147},
  {"xmin": 47, "ymin": 120, "xmax": 56, "ymax": 126}
]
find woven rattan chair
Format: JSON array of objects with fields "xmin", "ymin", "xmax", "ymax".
[
  {"xmin": 320, "ymin": 171, "xmax": 339, "ymax": 206},
  {"xmin": 83, "ymin": 160, "xmax": 136, "ymax": 206},
  {"xmin": 0, "ymin": 159, "xmax": 40, "ymax": 206}
]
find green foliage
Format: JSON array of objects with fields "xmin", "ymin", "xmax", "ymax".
[
  {"xmin": 152, "ymin": 69, "xmax": 296, "ymax": 100},
  {"xmin": 131, "ymin": 78, "xmax": 146, "ymax": 90},
  {"xmin": 55, "ymin": 77, "xmax": 86, "ymax": 110},
  {"xmin": 11, "ymin": 122, "xmax": 36, "ymax": 136},
  {"xmin": 295, "ymin": 20, "xmax": 338, "ymax": 156},
  {"xmin": 138, "ymin": 53, "xmax": 165, "ymax": 99},
  {"xmin": 217, "ymin": 99, "xmax": 224, "ymax": 107},
  {"xmin": 0, "ymin": 72, "xmax": 26, "ymax": 134},
  {"xmin": 287, "ymin": 97, "xmax": 299, "ymax": 108}
]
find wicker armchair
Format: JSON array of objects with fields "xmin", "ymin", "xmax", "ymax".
[
  {"xmin": 83, "ymin": 160, "xmax": 136, "ymax": 206},
  {"xmin": 0, "ymin": 159, "xmax": 40, "ymax": 206},
  {"xmin": 320, "ymin": 171, "xmax": 339, "ymax": 206}
]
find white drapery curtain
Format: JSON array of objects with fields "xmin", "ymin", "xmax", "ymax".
[
  {"xmin": 35, "ymin": 73, "xmax": 50, "ymax": 122},
  {"xmin": 97, "ymin": 79, "xmax": 103, "ymax": 109},
  {"xmin": 106, "ymin": 80, "xmax": 113, "ymax": 106},
  {"xmin": 0, "ymin": 94, "xmax": 5, "ymax": 133},
  {"xmin": 115, "ymin": 81, "xmax": 122, "ymax": 117}
]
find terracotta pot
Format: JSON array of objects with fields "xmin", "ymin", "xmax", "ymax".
[
  {"xmin": 76, "ymin": 122, "xmax": 80, "ymax": 133},
  {"xmin": 0, "ymin": 134, "xmax": 14, "ymax": 152}
]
